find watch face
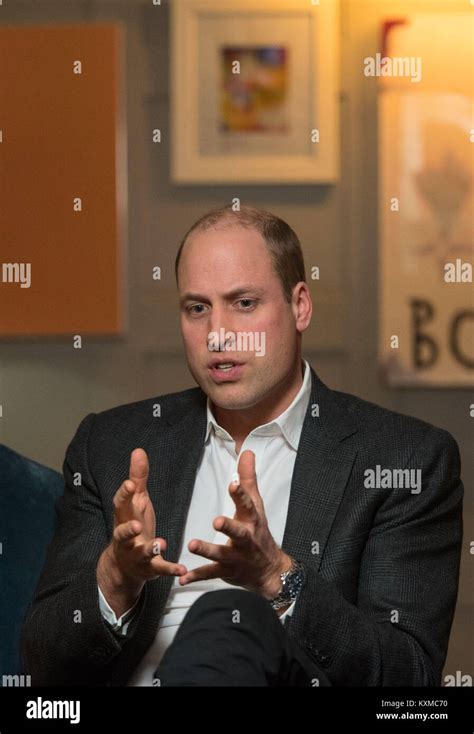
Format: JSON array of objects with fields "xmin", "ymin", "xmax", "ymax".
[
  {"xmin": 282, "ymin": 564, "xmax": 305, "ymax": 600},
  {"xmin": 270, "ymin": 561, "xmax": 306, "ymax": 609}
]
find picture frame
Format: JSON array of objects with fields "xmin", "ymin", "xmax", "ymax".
[{"xmin": 171, "ymin": 0, "xmax": 340, "ymax": 184}]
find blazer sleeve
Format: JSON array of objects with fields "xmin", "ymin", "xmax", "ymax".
[
  {"xmin": 20, "ymin": 413, "xmax": 146, "ymax": 686},
  {"xmin": 287, "ymin": 427, "xmax": 464, "ymax": 686}
]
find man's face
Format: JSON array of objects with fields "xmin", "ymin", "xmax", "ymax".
[{"xmin": 178, "ymin": 224, "xmax": 305, "ymax": 411}]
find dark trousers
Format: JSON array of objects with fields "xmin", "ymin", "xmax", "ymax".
[{"xmin": 154, "ymin": 589, "xmax": 331, "ymax": 687}]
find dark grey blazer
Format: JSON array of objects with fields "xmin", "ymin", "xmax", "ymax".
[{"xmin": 21, "ymin": 367, "xmax": 463, "ymax": 686}]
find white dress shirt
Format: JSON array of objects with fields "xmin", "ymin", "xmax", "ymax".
[{"xmin": 99, "ymin": 359, "xmax": 311, "ymax": 686}]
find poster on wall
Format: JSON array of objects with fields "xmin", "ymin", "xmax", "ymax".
[{"xmin": 378, "ymin": 15, "xmax": 473, "ymax": 387}]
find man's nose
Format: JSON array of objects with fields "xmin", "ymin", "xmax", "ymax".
[
  {"xmin": 208, "ymin": 305, "xmax": 231, "ymax": 334},
  {"xmin": 207, "ymin": 306, "xmax": 235, "ymax": 350}
]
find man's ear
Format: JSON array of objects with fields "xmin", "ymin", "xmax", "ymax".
[{"xmin": 293, "ymin": 282, "xmax": 312, "ymax": 333}]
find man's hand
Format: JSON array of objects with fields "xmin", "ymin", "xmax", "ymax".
[
  {"xmin": 179, "ymin": 450, "xmax": 292, "ymax": 599},
  {"xmin": 97, "ymin": 448, "xmax": 187, "ymax": 617}
]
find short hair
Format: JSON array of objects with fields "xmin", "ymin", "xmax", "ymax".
[{"xmin": 174, "ymin": 205, "xmax": 306, "ymax": 303}]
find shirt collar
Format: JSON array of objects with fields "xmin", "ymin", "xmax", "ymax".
[{"xmin": 205, "ymin": 359, "xmax": 311, "ymax": 450}]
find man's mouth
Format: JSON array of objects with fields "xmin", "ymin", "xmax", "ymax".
[
  {"xmin": 208, "ymin": 358, "xmax": 244, "ymax": 368},
  {"xmin": 208, "ymin": 360, "xmax": 245, "ymax": 381}
]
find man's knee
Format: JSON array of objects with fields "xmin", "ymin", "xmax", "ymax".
[{"xmin": 185, "ymin": 588, "xmax": 275, "ymax": 624}]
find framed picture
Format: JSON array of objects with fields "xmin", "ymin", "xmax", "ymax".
[
  {"xmin": 171, "ymin": 0, "xmax": 340, "ymax": 184},
  {"xmin": 378, "ymin": 14, "xmax": 474, "ymax": 387}
]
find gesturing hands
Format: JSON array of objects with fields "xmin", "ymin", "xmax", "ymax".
[
  {"xmin": 97, "ymin": 448, "xmax": 291, "ymax": 618},
  {"xmin": 97, "ymin": 448, "xmax": 187, "ymax": 617},
  {"xmin": 179, "ymin": 450, "xmax": 293, "ymax": 599}
]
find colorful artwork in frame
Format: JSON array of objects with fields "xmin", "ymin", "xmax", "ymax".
[
  {"xmin": 220, "ymin": 46, "xmax": 289, "ymax": 135},
  {"xmin": 172, "ymin": 0, "xmax": 340, "ymax": 184}
]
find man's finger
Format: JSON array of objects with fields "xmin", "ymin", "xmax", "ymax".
[
  {"xmin": 129, "ymin": 448, "xmax": 149, "ymax": 493},
  {"xmin": 178, "ymin": 562, "xmax": 221, "ymax": 585},
  {"xmin": 113, "ymin": 480, "xmax": 136, "ymax": 510},
  {"xmin": 237, "ymin": 450, "xmax": 264, "ymax": 509},
  {"xmin": 113, "ymin": 519, "xmax": 142, "ymax": 543},
  {"xmin": 213, "ymin": 515, "xmax": 250, "ymax": 544},
  {"xmin": 149, "ymin": 556, "xmax": 188, "ymax": 577},
  {"xmin": 188, "ymin": 538, "xmax": 233, "ymax": 562},
  {"xmin": 229, "ymin": 480, "xmax": 259, "ymax": 523}
]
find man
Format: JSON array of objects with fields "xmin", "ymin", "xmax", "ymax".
[{"xmin": 22, "ymin": 206, "xmax": 463, "ymax": 686}]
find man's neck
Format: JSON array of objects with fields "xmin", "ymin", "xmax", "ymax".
[{"xmin": 211, "ymin": 360, "xmax": 305, "ymax": 453}]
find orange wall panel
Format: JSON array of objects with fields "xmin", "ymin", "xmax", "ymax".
[{"xmin": 0, "ymin": 24, "xmax": 126, "ymax": 336}]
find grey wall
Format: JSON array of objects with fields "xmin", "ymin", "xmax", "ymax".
[{"xmin": 1, "ymin": 0, "xmax": 472, "ymax": 681}]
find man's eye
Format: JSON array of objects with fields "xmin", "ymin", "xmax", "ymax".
[
  {"xmin": 237, "ymin": 299, "xmax": 256, "ymax": 309},
  {"xmin": 188, "ymin": 304, "xmax": 206, "ymax": 314}
]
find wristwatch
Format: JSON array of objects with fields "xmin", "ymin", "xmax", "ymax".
[{"xmin": 269, "ymin": 558, "xmax": 306, "ymax": 610}]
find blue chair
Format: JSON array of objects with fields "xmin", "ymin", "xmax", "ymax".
[{"xmin": 0, "ymin": 445, "xmax": 64, "ymax": 682}]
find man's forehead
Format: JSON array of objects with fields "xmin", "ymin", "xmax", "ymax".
[
  {"xmin": 177, "ymin": 224, "xmax": 277, "ymax": 293},
  {"xmin": 186, "ymin": 223, "xmax": 265, "ymax": 247},
  {"xmin": 180, "ymin": 229, "xmax": 274, "ymax": 271}
]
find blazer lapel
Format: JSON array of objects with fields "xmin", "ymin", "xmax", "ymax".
[
  {"xmin": 282, "ymin": 367, "xmax": 358, "ymax": 571},
  {"xmin": 147, "ymin": 388, "xmax": 208, "ymax": 584},
  {"xmin": 150, "ymin": 399, "xmax": 208, "ymax": 561}
]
